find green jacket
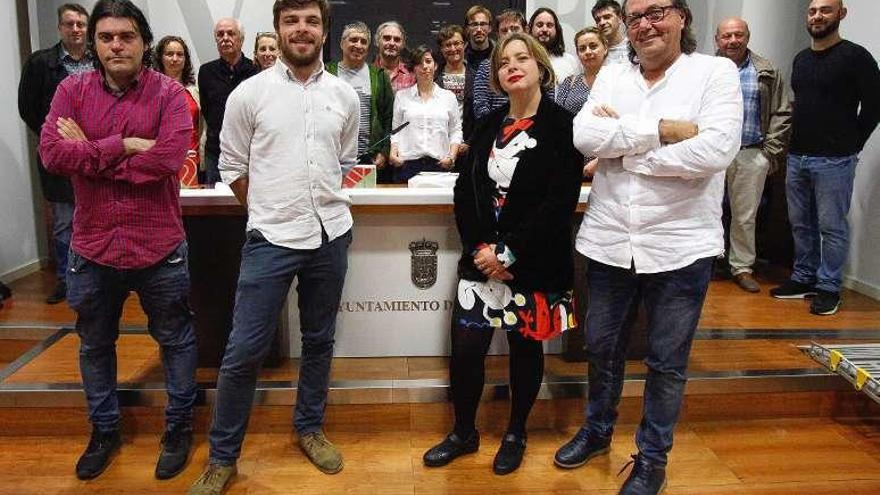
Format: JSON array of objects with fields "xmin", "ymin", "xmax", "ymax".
[{"xmin": 326, "ymin": 61, "xmax": 394, "ymax": 160}]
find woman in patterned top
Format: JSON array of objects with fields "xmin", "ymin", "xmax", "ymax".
[
  {"xmin": 435, "ymin": 24, "xmax": 476, "ymax": 171},
  {"xmin": 556, "ymin": 27, "xmax": 608, "ymax": 177},
  {"xmin": 423, "ymin": 33, "xmax": 583, "ymax": 476}
]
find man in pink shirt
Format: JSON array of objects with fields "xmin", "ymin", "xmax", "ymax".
[
  {"xmin": 373, "ymin": 20, "xmax": 416, "ymax": 92},
  {"xmin": 39, "ymin": 0, "xmax": 196, "ymax": 482}
]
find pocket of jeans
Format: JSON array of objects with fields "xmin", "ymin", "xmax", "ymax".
[
  {"xmin": 164, "ymin": 241, "xmax": 188, "ymax": 266},
  {"xmin": 68, "ymin": 250, "xmax": 89, "ymax": 274}
]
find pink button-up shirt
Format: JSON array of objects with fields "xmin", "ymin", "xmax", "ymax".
[
  {"xmin": 39, "ymin": 68, "xmax": 192, "ymax": 269},
  {"xmin": 375, "ymin": 58, "xmax": 416, "ymax": 92}
]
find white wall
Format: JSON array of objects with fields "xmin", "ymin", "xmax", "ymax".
[
  {"xmin": 1, "ymin": 1, "xmax": 42, "ymax": 282},
  {"xmin": 841, "ymin": 0, "xmax": 880, "ymax": 300}
]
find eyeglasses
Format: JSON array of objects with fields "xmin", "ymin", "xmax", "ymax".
[
  {"xmin": 60, "ymin": 21, "xmax": 86, "ymax": 29},
  {"xmin": 441, "ymin": 40, "xmax": 464, "ymax": 49},
  {"xmin": 624, "ymin": 5, "xmax": 676, "ymax": 29},
  {"xmin": 468, "ymin": 22, "xmax": 490, "ymax": 28}
]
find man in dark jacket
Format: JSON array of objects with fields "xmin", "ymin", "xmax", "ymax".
[{"xmin": 18, "ymin": 3, "xmax": 93, "ymax": 304}]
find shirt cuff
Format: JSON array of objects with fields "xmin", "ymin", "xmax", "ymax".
[
  {"xmin": 95, "ymin": 134, "xmax": 126, "ymax": 176},
  {"xmin": 495, "ymin": 242, "xmax": 516, "ymax": 268}
]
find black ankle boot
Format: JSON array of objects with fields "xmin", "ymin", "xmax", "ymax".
[
  {"xmin": 423, "ymin": 431, "xmax": 479, "ymax": 467},
  {"xmin": 493, "ymin": 432, "xmax": 526, "ymax": 475},
  {"xmin": 75, "ymin": 427, "xmax": 121, "ymax": 480},
  {"xmin": 155, "ymin": 424, "xmax": 193, "ymax": 479}
]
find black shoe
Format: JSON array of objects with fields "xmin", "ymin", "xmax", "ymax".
[
  {"xmin": 770, "ymin": 280, "xmax": 817, "ymax": 299},
  {"xmin": 810, "ymin": 290, "xmax": 841, "ymax": 316},
  {"xmin": 554, "ymin": 427, "xmax": 611, "ymax": 469},
  {"xmin": 46, "ymin": 282, "xmax": 67, "ymax": 305},
  {"xmin": 493, "ymin": 432, "xmax": 526, "ymax": 475},
  {"xmin": 155, "ymin": 424, "xmax": 193, "ymax": 479},
  {"xmin": 618, "ymin": 454, "xmax": 666, "ymax": 495},
  {"xmin": 423, "ymin": 431, "xmax": 479, "ymax": 467},
  {"xmin": 75, "ymin": 428, "xmax": 121, "ymax": 480}
]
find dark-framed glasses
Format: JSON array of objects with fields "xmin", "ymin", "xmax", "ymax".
[{"xmin": 624, "ymin": 5, "xmax": 676, "ymax": 29}]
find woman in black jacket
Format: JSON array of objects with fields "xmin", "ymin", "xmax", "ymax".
[{"xmin": 423, "ymin": 33, "xmax": 584, "ymax": 475}]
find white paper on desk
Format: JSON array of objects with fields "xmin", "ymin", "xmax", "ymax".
[{"xmin": 408, "ymin": 172, "xmax": 459, "ymax": 188}]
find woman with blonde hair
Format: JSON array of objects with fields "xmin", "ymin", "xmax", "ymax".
[{"xmin": 423, "ymin": 33, "xmax": 583, "ymax": 475}]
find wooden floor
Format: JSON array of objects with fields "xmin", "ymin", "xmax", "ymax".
[
  {"xmin": 3, "ymin": 269, "xmax": 880, "ymax": 493},
  {"xmin": 0, "ymin": 414, "xmax": 879, "ymax": 494}
]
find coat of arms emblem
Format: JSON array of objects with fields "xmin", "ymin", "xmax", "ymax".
[{"xmin": 409, "ymin": 239, "xmax": 439, "ymax": 290}]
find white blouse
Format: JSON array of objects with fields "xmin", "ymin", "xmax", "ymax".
[{"xmin": 391, "ymin": 83, "xmax": 463, "ymax": 161}]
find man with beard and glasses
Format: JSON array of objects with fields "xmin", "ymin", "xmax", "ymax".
[
  {"xmin": 19, "ymin": 3, "xmax": 92, "ymax": 305},
  {"xmin": 374, "ymin": 20, "xmax": 416, "ymax": 92},
  {"xmin": 39, "ymin": 0, "xmax": 197, "ymax": 481},
  {"xmin": 198, "ymin": 17, "xmax": 259, "ymax": 184},
  {"xmin": 327, "ymin": 21, "xmax": 395, "ymax": 182},
  {"xmin": 529, "ymin": 7, "xmax": 581, "ymax": 82},
  {"xmin": 555, "ymin": 0, "xmax": 742, "ymax": 493},
  {"xmin": 473, "ymin": 9, "xmax": 527, "ymax": 119},
  {"xmin": 187, "ymin": 1, "xmax": 359, "ymax": 493},
  {"xmin": 715, "ymin": 17, "xmax": 791, "ymax": 294},
  {"xmin": 592, "ymin": 0, "xmax": 629, "ymax": 64},
  {"xmin": 770, "ymin": 0, "xmax": 879, "ymax": 315},
  {"xmin": 464, "ymin": 4, "xmax": 494, "ymax": 67}
]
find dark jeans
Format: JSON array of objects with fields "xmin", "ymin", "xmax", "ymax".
[
  {"xmin": 583, "ymin": 256, "xmax": 713, "ymax": 465},
  {"xmin": 66, "ymin": 242, "xmax": 197, "ymax": 432},
  {"xmin": 786, "ymin": 154, "xmax": 857, "ymax": 293},
  {"xmin": 50, "ymin": 201, "xmax": 74, "ymax": 283},
  {"xmin": 209, "ymin": 229, "xmax": 351, "ymax": 465},
  {"xmin": 393, "ymin": 157, "xmax": 444, "ymax": 183},
  {"xmin": 204, "ymin": 146, "xmax": 220, "ymax": 185}
]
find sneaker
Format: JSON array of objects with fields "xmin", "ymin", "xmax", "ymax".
[
  {"xmin": 299, "ymin": 430, "xmax": 343, "ymax": 474},
  {"xmin": 770, "ymin": 280, "xmax": 817, "ymax": 299},
  {"xmin": 46, "ymin": 281, "xmax": 67, "ymax": 305},
  {"xmin": 618, "ymin": 454, "xmax": 667, "ymax": 494},
  {"xmin": 423, "ymin": 430, "xmax": 480, "ymax": 467},
  {"xmin": 554, "ymin": 427, "xmax": 611, "ymax": 469},
  {"xmin": 155, "ymin": 424, "xmax": 193, "ymax": 479},
  {"xmin": 75, "ymin": 427, "xmax": 121, "ymax": 480},
  {"xmin": 493, "ymin": 432, "xmax": 526, "ymax": 475},
  {"xmin": 187, "ymin": 463, "xmax": 237, "ymax": 495},
  {"xmin": 732, "ymin": 272, "xmax": 760, "ymax": 293},
  {"xmin": 810, "ymin": 290, "xmax": 841, "ymax": 316}
]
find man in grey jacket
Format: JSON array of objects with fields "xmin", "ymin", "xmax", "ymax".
[{"xmin": 715, "ymin": 17, "xmax": 792, "ymax": 293}]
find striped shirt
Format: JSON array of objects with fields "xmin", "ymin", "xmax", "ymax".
[
  {"xmin": 39, "ymin": 68, "xmax": 192, "ymax": 269},
  {"xmin": 473, "ymin": 59, "xmax": 509, "ymax": 119}
]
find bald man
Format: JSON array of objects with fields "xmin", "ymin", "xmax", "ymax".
[
  {"xmin": 771, "ymin": 0, "xmax": 880, "ymax": 315},
  {"xmin": 198, "ymin": 17, "xmax": 259, "ymax": 184},
  {"xmin": 715, "ymin": 17, "xmax": 791, "ymax": 293}
]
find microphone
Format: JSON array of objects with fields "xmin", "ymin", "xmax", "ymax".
[{"xmin": 357, "ymin": 121, "xmax": 409, "ymax": 162}]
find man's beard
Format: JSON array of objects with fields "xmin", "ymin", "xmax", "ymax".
[
  {"xmin": 807, "ymin": 18, "xmax": 840, "ymax": 40},
  {"xmin": 281, "ymin": 41, "xmax": 320, "ymax": 67}
]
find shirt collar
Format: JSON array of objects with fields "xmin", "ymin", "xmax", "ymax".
[
  {"xmin": 738, "ymin": 51, "xmax": 753, "ymax": 69},
  {"xmin": 100, "ymin": 66, "xmax": 146, "ymax": 96},
  {"xmin": 278, "ymin": 58, "xmax": 325, "ymax": 85},
  {"xmin": 60, "ymin": 45, "xmax": 92, "ymax": 63}
]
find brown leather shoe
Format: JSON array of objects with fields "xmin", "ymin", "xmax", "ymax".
[{"xmin": 733, "ymin": 272, "xmax": 760, "ymax": 293}]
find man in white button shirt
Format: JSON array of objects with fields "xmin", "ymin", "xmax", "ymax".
[
  {"xmin": 554, "ymin": 1, "xmax": 742, "ymax": 494},
  {"xmin": 189, "ymin": 1, "xmax": 359, "ymax": 493}
]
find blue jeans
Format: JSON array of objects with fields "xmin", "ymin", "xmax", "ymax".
[
  {"xmin": 583, "ymin": 257, "xmax": 713, "ymax": 465},
  {"xmin": 66, "ymin": 242, "xmax": 197, "ymax": 432},
  {"xmin": 209, "ymin": 229, "xmax": 351, "ymax": 464},
  {"xmin": 786, "ymin": 154, "xmax": 858, "ymax": 293},
  {"xmin": 50, "ymin": 201, "xmax": 74, "ymax": 283}
]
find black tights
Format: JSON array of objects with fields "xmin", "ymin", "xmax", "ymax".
[{"xmin": 450, "ymin": 326, "xmax": 545, "ymax": 438}]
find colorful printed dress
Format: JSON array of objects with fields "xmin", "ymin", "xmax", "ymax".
[{"xmin": 452, "ymin": 117, "xmax": 578, "ymax": 341}]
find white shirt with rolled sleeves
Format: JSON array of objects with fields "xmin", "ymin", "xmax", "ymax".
[
  {"xmin": 219, "ymin": 61, "xmax": 360, "ymax": 250},
  {"xmin": 573, "ymin": 52, "xmax": 743, "ymax": 274},
  {"xmin": 391, "ymin": 83, "xmax": 463, "ymax": 161}
]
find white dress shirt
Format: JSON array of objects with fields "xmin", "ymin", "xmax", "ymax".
[
  {"xmin": 551, "ymin": 52, "xmax": 582, "ymax": 82},
  {"xmin": 219, "ymin": 61, "xmax": 360, "ymax": 250},
  {"xmin": 573, "ymin": 53, "xmax": 743, "ymax": 274},
  {"xmin": 391, "ymin": 83, "xmax": 463, "ymax": 161}
]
